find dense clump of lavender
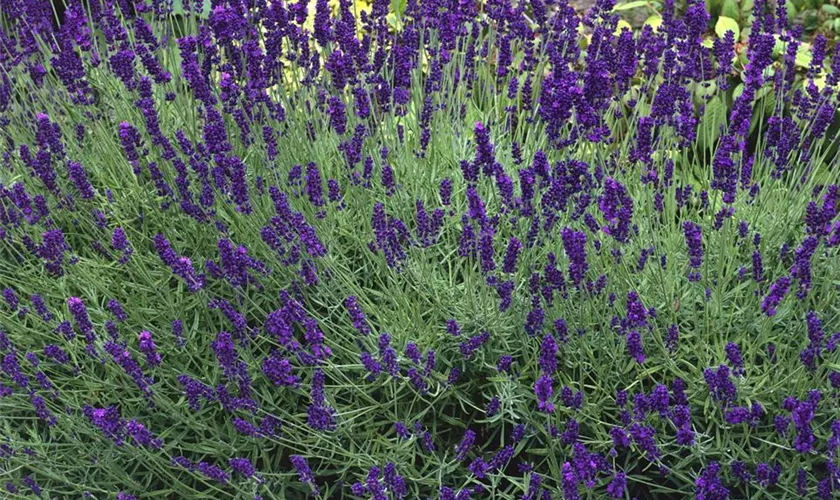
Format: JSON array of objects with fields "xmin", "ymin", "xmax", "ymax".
[{"xmin": 0, "ymin": 0, "xmax": 838, "ymax": 498}]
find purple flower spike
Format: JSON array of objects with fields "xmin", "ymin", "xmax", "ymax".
[
  {"xmin": 153, "ymin": 234, "xmax": 205, "ymax": 292},
  {"xmin": 138, "ymin": 330, "xmax": 161, "ymax": 367},
  {"xmin": 67, "ymin": 161, "xmax": 95, "ymax": 199},
  {"xmin": 626, "ymin": 330, "xmax": 645, "ymax": 364},
  {"xmin": 761, "ymin": 276, "xmax": 791, "ymax": 317},
  {"xmin": 682, "ymin": 221, "xmax": 703, "ymax": 281},
  {"xmin": 229, "ymin": 457, "xmax": 255, "ymax": 478},
  {"xmin": 535, "ymin": 374, "xmax": 555, "ymax": 413},
  {"xmin": 695, "ymin": 462, "xmax": 730, "ymax": 499},
  {"xmin": 290, "ymin": 455, "xmax": 319, "ymax": 495},
  {"xmin": 344, "ymin": 296, "xmax": 370, "ymax": 335},
  {"xmin": 561, "ymin": 228, "xmax": 588, "ymax": 287}
]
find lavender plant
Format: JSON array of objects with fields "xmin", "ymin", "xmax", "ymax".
[{"xmin": 0, "ymin": 0, "xmax": 839, "ymax": 498}]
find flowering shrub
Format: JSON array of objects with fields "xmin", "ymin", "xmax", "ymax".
[{"xmin": 0, "ymin": 0, "xmax": 839, "ymax": 498}]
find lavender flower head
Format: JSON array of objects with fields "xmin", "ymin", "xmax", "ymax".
[
  {"xmin": 682, "ymin": 221, "xmax": 703, "ymax": 281},
  {"xmin": 535, "ymin": 374, "xmax": 555, "ymax": 412},
  {"xmin": 138, "ymin": 330, "xmax": 161, "ymax": 367},
  {"xmin": 290, "ymin": 455, "xmax": 319, "ymax": 495}
]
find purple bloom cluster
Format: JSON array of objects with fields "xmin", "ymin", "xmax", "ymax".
[
  {"xmin": 307, "ymin": 368, "xmax": 336, "ymax": 432},
  {"xmin": 695, "ymin": 462, "xmax": 730, "ymax": 499},
  {"xmin": 599, "ymin": 178, "xmax": 634, "ymax": 243},
  {"xmin": 138, "ymin": 330, "xmax": 161, "ymax": 367},
  {"xmin": 83, "ymin": 406, "xmax": 161, "ymax": 449},
  {"xmin": 290, "ymin": 455, "xmax": 319, "ymax": 495},
  {"xmin": 344, "ymin": 296, "xmax": 371, "ymax": 335},
  {"xmin": 153, "ymin": 234, "xmax": 205, "ymax": 292},
  {"xmin": 704, "ymin": 364, "xmax": 738, "ymax": 405},
  {"xmin": 103, "ymin": 340, "xmax": 154, "ymax": 401},
  {"xmin": 261, "ymin": 351, "xmax": 299, "ymax": 387},
  {"xmin": 561, "ymin": 228, "xmax": 588, "ymax": 288},
  {"xmin": 783, "ymin": 391, "xmax": 821, "ymax": 453},
  {"xmin": 459, "ymin": 331, "xmax": 490, "ymax": 359},
  {"xmin": 172, "ymin": 456, "xmax": 230, "ymax": 484},
  {"xmin": 0, "ymin": 1, "xmax": 838, "ymax": 498},
  {"xmin": 683, "ymin": 221, "xmax": 703, "ymax": 282}
]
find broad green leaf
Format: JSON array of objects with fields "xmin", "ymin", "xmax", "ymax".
[
  {"xmin": 785, "ymin": 0, "xmax": 797, "ymax": 22},
  {"xmin": 391, "ymin": 0, "xmax": 407, "ymax": 16},
  {"xmin": 694, "ymin": 80, "xmax": 718, "ymax": 104},
  {"xmin": 697, "ymin": 96, "xmax": 727, "ymax": 152},
  {"xmin": 715, "ymin": 16, "xmax": 740, "ymax": 41},
  {"xmin": 795, "ymin": 42, "xmax": 813, "ymax": 69},
  {"xmin": 706, "ymin": 0, "xmax": 723, "ymax": 15},
  {"xmin": 353, "ymin": 0, "xmax": 372, "ymax": 36},
  {"xmin": 386, "ymin": 12, "xmax": 402, "ymax": 31},
  {"xmin": 822, "ymin": 3, "xmax": 840, "ymax": 14},
  {"xmin": 720, "ymin": 0, "xmax": 740, "ymax": 20},
  {"xmin": 612, "ymin": 0, "xmax": 648, "ymax": 10},
  {"xmin": 303, "ymin": 0, "xmax": 317, "ymax": 32},
  {"xmin": 644, "ymin": 15, "xmax": 663, "ymax": 30},
  {"xmin": 773, "ymin": 35, "xmax": 811, "ymax": 68},
  {"xmin": 355, "ymin": 0, "xmax": 372, "ymax": 14},
  {"xmin": 614, "ymin": 19, "xmax": 633, "ymax": 35},
  {"xmin": 771, "ymin": 34, "xmax": 785, "ymax": 58},
  {"xmin": 805, "ymin": 75, "xmax": 828, "ymax": 92}
]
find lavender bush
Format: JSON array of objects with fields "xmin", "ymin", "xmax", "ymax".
[{"xmin": 0, "ymin": 0, "xmax": 839, "ymax": 498}]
